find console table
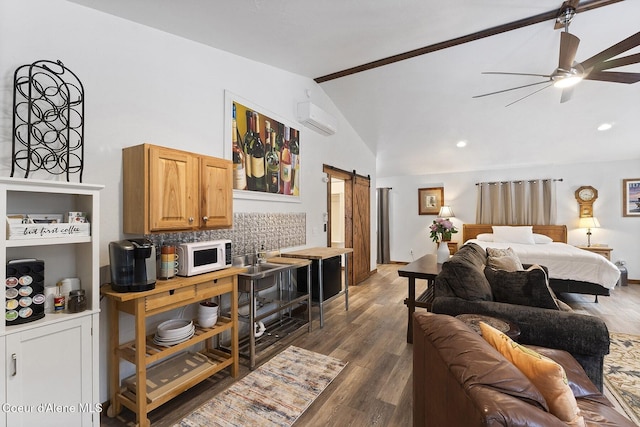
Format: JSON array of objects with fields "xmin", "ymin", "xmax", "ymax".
[{"xmin": 398, "ymin": 254, "xmax": 441, "ymax": 343}]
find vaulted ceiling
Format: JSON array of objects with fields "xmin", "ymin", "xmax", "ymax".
[{"xmin": 70, "ymin": 0, "xmax": 640, "ymax": 177}]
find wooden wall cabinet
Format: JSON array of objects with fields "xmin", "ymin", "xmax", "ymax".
[{"xmin": 123, "ymin": 144, "xmax": 232, "ymax": 234}]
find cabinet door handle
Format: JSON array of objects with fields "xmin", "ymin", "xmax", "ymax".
[
  {"xmin": 11, "ymin": 353, "xmax": 17, "ymax": 376},
  {"xmin": 202, "ymin": 216, "xmax": 208, "ymax": 223},
  {"xmin": 189, "ymin": 217, "xmax": 194, "ymax": 223}
]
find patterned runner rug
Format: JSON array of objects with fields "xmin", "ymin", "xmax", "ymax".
[
  {"xmin": 604, "ymin": 332, "xmax": 640, "ymax": 425},
  {"xmin": 174, "ymin": 346, "xmax": 347, "ymax": 427}
]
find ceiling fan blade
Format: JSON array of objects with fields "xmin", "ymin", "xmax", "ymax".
[
  {"xmin": 473, "ymin": 80, "xmax": 551, "ymax": 99},
  {"xmin": 584, "ymin": 70, "xmax": 640, "ymax": 83},
  {"xmin": 581, "ymin": 31, "xmax": 640, "ymax": 70},
  {"xmin": 482, "ymin": 71, "xmax": 552, "ymax": 78},
  {"xmin": 505, "ymin": 83, "xmax": 554, "ymax": 107},
  {"xmin": 592, "ymin": 53, "xmax": 640, "ymax": 71},
  {"xmin": 560, "ymin": 87, "xmax": 574, "ymax": 103},
  {"xmin": 559, "ymin": 31, "xmax": 580, "ymax": 70}
]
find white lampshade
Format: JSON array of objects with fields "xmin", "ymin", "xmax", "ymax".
[
  {"xmin": 578, "ymin": 217, "xmax": 600, "ymax": 229},
  {"xmin": 438, "ymin": 205, "xmax": 455, "ymax": 218}
]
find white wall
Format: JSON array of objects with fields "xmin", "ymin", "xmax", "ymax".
[
  {"xmin": 0, "ymin": 0, "xmax": 376, "ymax": 403},
  {"xmin": 330, "ymin": 180, "xmax": 345, "ymax": 246},
  {"xmin": 377, "ymin": 159, "xmax": 640, "ymax": 279}
]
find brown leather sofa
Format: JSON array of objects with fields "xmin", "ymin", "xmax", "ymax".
[{"xmin": 413, "ymin": 312, "xmax": 634, "ymax": 427}]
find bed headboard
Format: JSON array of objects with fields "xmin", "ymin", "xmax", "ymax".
[{"xmin": 462, "ymin": 224, "xmax": 568, "ymax": 243}]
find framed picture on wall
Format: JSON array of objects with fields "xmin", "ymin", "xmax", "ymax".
[
  {"xmin": 224, "ymin": 90, "xmax": 301, "ymax": 203},
  {"xmin": 418, "ymin": 187, "xmax": 444, "ymax": 215},
  {"xmin": 622, "ymin": 178, "xmax": 640, "ymax": 217}
]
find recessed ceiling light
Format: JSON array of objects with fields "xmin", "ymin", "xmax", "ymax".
[
  {"xmin": 597, "ymin": 123, "xmax": 613, "ymax": 131},
  {"xmin": 456, "ymin": 140, "xmax": 467, "ymax": 148}
]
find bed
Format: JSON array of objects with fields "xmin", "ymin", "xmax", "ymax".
[{"xmin": 462, "ymin": 224, "xmax": 620, "ymax": 301}]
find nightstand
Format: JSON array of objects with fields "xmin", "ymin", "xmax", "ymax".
[
  {"xmin": 577, "ymin": 246, "xmax": 612, "ymax": 260},
  {"xmin": 447, "ymin": 242, "xmax": 459, "ymax": 255}
]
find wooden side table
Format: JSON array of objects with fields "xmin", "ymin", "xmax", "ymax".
[
  {"xmin": 398, "ymin": 254, "xmax": 441, "ymax": 343},
  {"xmin": 577, "ymin": 246, "xmax": 612, "ymax": 260}
]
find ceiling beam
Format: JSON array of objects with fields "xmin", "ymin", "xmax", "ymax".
[{"xmin": 314, "ymin": 0, "xmax": 623, "ymax": 83}]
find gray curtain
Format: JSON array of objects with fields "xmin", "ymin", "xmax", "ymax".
[
  {"xmin": 475, "ymin": 179, "xmax": 557, "ymax": 225},
  {"xmin": 377, "ymin": 188, "xmax": 391, "ymax": 264}
]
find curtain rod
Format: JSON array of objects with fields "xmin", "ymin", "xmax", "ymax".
[{"xmin": 475, "ymin": 178, "xmax": 563, "ymax": 186}]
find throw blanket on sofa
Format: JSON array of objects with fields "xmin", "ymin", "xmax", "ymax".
[{"xmin": 466, "ymin": 239, "xmax": 620, "ymax": 289}]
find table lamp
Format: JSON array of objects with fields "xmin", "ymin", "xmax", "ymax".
[
  {"xmin": 438, "ymin": 205, "xmax": 455, "ymax": 218},
  {"xmin": 578, "ymin": 217, "xmax": 600, "ymax": 247}
]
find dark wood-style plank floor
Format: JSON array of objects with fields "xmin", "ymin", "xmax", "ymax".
[{"xmin": 101, "ymin": 264, "xmax": 640, "ymax": 427}]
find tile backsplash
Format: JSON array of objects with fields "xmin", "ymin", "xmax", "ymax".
[{"xmin": 146, "ymin": 212, "xmax": 306, "ymax": 257}]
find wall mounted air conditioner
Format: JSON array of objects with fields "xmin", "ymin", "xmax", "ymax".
[{"xmin": 297, "ymin": 101, "xmax": 338, "ymax": 136}]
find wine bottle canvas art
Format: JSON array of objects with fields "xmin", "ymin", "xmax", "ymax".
[{"xmin": 226, "ymin": 91, "xmax": 301, "ymax": 200}]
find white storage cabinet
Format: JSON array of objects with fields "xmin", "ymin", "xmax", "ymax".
[{"xmin": 0, "ymin": 178, "xmax": 102, "ymax": 427}]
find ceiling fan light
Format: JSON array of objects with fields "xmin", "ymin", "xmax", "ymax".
[{"xmin": 553, "ymin": 75, "xmax": 582, "ymax": 88}]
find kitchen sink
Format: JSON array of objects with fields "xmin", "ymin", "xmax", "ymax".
[{"xmin": 237, "ymin": 262, "xmax": 289, "ymax": 292}]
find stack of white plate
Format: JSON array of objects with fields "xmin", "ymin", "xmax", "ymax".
[{"xmin": 153, "ymin": 319, "xmax": 195, "ymax": 347}]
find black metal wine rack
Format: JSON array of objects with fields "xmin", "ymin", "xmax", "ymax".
[{"xmin": 11, "ymin": 60, "xmax": 85, "ymax": 182}]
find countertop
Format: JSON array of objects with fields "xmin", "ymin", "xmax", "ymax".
[
  {"xmin": 283, "ymin": 247, "xmax": 353, "ymax": 260},
  {"xmin": 100, "ymin": 267, "xmax": 245, "ymax": 301},
  {"xmin": 266, "ymin": 256, "xmax": 312, "ymax": 266}
]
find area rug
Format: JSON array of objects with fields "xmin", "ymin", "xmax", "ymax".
[
  {"xmin": 604, "ymin": 332, "xmax": 640, "ymax": 425},
  {"xmin": 174, "ymin": 346, "xmax": 347, "ymax": 427}
]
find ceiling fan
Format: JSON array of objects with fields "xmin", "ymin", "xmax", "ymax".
[{"xmin": 474, "ymin": 0, "xmax": 640, "ymax": 106}]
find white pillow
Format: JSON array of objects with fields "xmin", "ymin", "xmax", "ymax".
[
  {"xmin": 492, "ymin": 226, "xmax": 536, "ymax": 245},
  {"xmin": 476, "ymin": 233, "xmax": 494, "ymax": 242},
  {"xmin": 533, "ymin": 233, "xmax": 553, "ymax": 244}
]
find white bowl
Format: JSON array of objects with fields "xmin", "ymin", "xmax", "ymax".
[
  {"xmin": 156, "ymin": 319, "xmax": 193, "ymax": 339},
  {"xmin": 199, "ymin": 302, "xmax": 219, "ymax": 315},
  {"xmin": 198, "ymin": 315, "xmax": 218, "ymax": 328}
]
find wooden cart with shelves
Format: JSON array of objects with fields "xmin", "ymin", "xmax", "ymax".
[{"xmin": 101, "ymin": 268, "xmax": 243, "ymax": 427}]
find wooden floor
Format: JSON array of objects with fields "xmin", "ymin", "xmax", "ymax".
[{"xmin": 101, "ymin": 264, "xmax": 640, "ymax": 427}]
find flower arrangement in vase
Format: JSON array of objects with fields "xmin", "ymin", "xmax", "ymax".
[
  {"xmin": 429, "ymin": 217, "xmax": 458, "ymax": 244},
  {"xmin": 430, "ymin": 218, "xmax": 457, "ymax": 263}
]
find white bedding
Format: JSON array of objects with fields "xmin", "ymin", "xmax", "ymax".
[{"xmin": 466, "ymin": 239, "xmax": 620, "ymax": 289}]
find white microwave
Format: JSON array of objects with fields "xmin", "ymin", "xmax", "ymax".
[{"xmin": 176, "ymin": 239, "xmax": 232, "ymax": 277}]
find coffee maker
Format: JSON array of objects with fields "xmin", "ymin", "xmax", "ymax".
[{"xmin": 109, "ymin": 238, "xmax": 156, "ymax": 292}]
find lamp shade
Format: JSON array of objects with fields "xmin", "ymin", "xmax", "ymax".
[
  {"xmin": 578, "ymin": 217, "xmax": 600, "ymax": 229},
  {"xmin": 438, "ymin": 205, "xmax": 455, "ymax": 218}
]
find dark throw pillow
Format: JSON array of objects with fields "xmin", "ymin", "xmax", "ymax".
[
  {"xmin": 484, "ymin": 265, "xmax": 559, "ymax": 310},
  {"xmin": 435, "ymin": 243, "xmax": 493, "ymax": 301}
]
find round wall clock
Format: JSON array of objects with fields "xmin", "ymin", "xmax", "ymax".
[{"xmin": 575, "ymin": 186, "xmax": 598, "ymax": 217}]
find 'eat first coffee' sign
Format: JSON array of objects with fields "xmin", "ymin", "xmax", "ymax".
[{"xmin": 8, "ymin": 223, "xmax": 90, "ymax": 240}]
